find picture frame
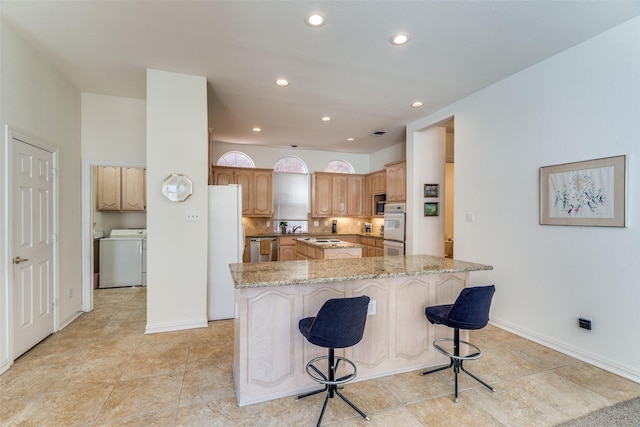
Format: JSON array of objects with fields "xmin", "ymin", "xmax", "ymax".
[
  {"xmin": 424, "ymin": 202, "xmax": 439, "ymax": 217},
  {"xmin": 539, "ymin": 155, "xmax": 626, "ymax": 227},
  {"xmin": 424, "ymin": 184, "xmax": 439, "ymax": 198}
]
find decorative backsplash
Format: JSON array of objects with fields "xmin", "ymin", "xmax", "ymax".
[{"xmin": 243, "ymin": 216, "xmax": 384, "ymax": 236}]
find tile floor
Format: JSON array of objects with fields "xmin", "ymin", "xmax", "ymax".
[{"xmin": 2, "ymin": 286, "xmax": 639, "ymax": 426}]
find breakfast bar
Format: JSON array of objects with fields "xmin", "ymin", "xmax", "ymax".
[{"xmin": 230, "ymin": 255, "xmax": 492, "ymax": 406}]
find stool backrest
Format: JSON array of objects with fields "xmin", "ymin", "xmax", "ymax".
[
  {"xmin": 445, "ymin": 285, "xmax": 495, "ymax": 330},
  {"xmin": 307, "ymin": 296, "xmax": 370, "ymax": 349}
]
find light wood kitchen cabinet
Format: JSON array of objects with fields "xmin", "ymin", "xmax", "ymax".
[
  {"xmin": 211, "ymin": 166, "xmax": 273, "ymax": 217},
  {"xmin": 96, "ymin": 166, "xmax": 146, "ymax": 212},
  {"xmin": 121, "ymin": 167, "xmax": 146, "ymax": 211},
  {"xmin": 96, "ymin": 166, "xmax": 121, "ymax": 211},
  {"xmin": 359, "ymin": 235, "xmax": 384, "ymax": 257},
  {"xmin": 313, "ymin": 172, "xmax": 364, "ymax": 217},
  {"xmin": 385, "ymin": 160, "xmax": 406, "ymax": 203},
  {"xmin": 278, "ymin": 236, "xmax": 296, "ymax": 261},
  {"xmin": 364, "ymin": 170, "xmax": 386, "ymax": 216}
]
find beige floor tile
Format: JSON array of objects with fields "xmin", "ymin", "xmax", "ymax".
[
  {"xmin": 93, "ymin": 408, "xmax": 178, "ymax": 427},
  {"xmin": 9, "ymin": 384, "xmax": 113, "ymax": 426},
  {"xmin": 407, "ymin": 395, "xmax": 505, "ymax": 426},
  {"xmin": 175, "ymin": 398, "xmax": 262, "ymax": 427},
  {"xmin": 552, "ymin": 361, "xmax": 640, "ymax": 403},
  {"xmin": 180, "ymin": 366, "xmax": 237, "ymax": 407},
  {"xmin": 377, "ymin": 369, "xmax": 452, "ymax": 403},
  {"xmin": 120, "ymin": 346, "xmax": 189, "ymax": 381},
  {"xmin": 339, "ymin": 406, "xmax": 423, "ymax": 427},
  {"xmin": 95, "ymin": 373, "xmax": 184, "ymax": 422},
  {"xmin": 186, "ymin": 341, "xmax": 233, "ymax": 371}
]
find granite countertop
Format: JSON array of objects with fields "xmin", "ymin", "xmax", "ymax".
[
  {"xmin": 246, "ymin": 232, "xmax": 385, "ymax": 239},
  {"xmin": 294, "ymin": 237, "xmax": 364, "ymax": 249},
  {"xmin": 230, "ymin": 255, "xmax": 492, "ymax": 289}
]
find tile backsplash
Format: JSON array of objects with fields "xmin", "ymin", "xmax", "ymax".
[{"xmin": 243, "ymin": 216, "xmax": 384, "ymax": 235}]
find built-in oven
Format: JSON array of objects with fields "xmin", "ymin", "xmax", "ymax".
[
  {"xmin": 383, "ymin": 239, "xmax": 405, "ymax": 256},
  {"xmin": 383, "ymin": 203, "xmax": 406, "ymax": 256}
]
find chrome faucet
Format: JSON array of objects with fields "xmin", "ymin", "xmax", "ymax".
[{"xmin": 292, "ymin": 226, "xmax": 302, "ymax": 234}]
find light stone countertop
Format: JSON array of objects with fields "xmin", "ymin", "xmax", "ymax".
[
  {"xmin": 230, "ymin": 255, "xmax": 492, "ymax": 289},
  {"xmin": 294, "ymin": 237, "xmax": 364, "ymax": 249}
]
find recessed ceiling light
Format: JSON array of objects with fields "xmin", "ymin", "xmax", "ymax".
[
  {"xmin": 346, "ymin": 137, "xmax": 355, "ymax": 142},
  {"xmin": 321, "ymin": 116, "xmax": 331, "ymax": 122},
  {"xmin": 390, "ymin": 32, "xmax": 410, "ymax": 45},
  {"xmin": 252, "ymin": 127, "xmax": 261, "ymax": 132},
  {"xmin": 411, "ymin": 101, "xmax": 424, "ymax": 108},
  {"xmin": 305, "ymin": 12, "xmax": 326, "ymax": 27},
  {"xmin": 275, "ymin": 79, "xmax": 289, "ymax": 87}
]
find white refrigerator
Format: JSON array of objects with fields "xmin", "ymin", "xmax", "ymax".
[{"xmin": 208, "ymin": 184, "xmax": 244, "ymax": 320}]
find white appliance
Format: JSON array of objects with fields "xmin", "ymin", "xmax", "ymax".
[
  {"xmin": 383, "ymin": 203, "xmax": 406, "ymax": 256},
  {"xmin": 208, "ymin": 185, "xmax": 245, "ymax": 320},
  {"xmin": 99, "ymin": 229, "xmax": 147, "ymax": 288}
]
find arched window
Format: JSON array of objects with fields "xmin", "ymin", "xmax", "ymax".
[
  {"xmin": 217, "ymin": 151, "xmax": 255, "ymax": 168},
  {"xmin": 325, "ymin": 160, "xmax": 355, "ymax": 174},
  {"xmin": 274, "ymin": 156, "xmax": 308, "ymax": 173}
]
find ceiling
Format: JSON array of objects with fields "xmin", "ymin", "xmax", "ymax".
[{"xmin": 2, "ymin": 1, "xmax": 639, "ymax": 154}]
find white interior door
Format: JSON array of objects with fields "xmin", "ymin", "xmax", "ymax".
[{"xmin": 12, "ymin": 137, "xmax": 55, "ymax": 358}]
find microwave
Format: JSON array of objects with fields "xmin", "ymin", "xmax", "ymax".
[{"xmin": 375, "ymin": 200, "xmax": 386, "ymax": 215}]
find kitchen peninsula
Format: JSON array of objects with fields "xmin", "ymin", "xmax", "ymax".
[{"xmin": 230, "ymin": 255, "xmax": 492, "ymax": 406}]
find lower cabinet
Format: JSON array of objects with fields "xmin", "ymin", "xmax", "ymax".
[
  {"xmin": 278, "ymin": 236, "xmax": 296, "ymax": 261},
  {"xmin": 359, "ymin": 236, "xmax": 384, "ymax": 257}
]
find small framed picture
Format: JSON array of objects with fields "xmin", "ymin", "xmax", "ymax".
[
  {"xmin": 424, "ymin": 184, "xmax": 439, "ymax": 198},
  {"xmin": 424, "ymin": 202, "xmax": 439, "ymax": 217}
]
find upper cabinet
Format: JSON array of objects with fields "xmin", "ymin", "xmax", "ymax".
[
  {"xmin": 364, "ymin": 170, "xmax": 386, "ymax": 216},
  {"xmin": 312, "ymin": 172, "xmax": 364, "ymax": 217},
  {"xmin": 96, "ymin": 166, "xmax": 146, "ymax": 212},
  {"xmin": 211, "ymin": 166, "xmax": 273, "ymax": 217},
  {"xmin": 385, "ymin": 160, "xmax": 406, "ymax": 203}
]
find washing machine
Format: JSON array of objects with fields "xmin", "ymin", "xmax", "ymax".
[{"xmin": 99, "ymin": 229, "xmax": 147, "ymax": 288}]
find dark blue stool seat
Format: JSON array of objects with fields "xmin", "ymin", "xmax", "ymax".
[
  {"xmin": 297, "ymin": 296, "xmax": 370, "ymax": 426},
  {"xmin": 422, "ymin": 285, "xmax": 496, "ymax": 402}
]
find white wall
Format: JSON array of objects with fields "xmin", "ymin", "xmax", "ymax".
[
  {"xmin": 407, "ymin": 17, "xmax": 640, "ymax": 382},
  {"xmin": 146, "ymin": 69, "xmax": 209, "ymax": 333},
  {"xmin": 407, "ymin": 126, "xmax": 446, "ymax": 256},
  {"xmin": 81, "ymin": 93, "xmax": 146, "ymax": 162},
  {"xmin": 369, "ymin": 142, "xmax": 405, "ymax": 172},
  {"xmin": 0, "ymin": 19, "xmax": 81, "ymax": 372}
]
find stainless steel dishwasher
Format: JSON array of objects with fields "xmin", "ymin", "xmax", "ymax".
[{"xmin": 249, "ymin": 237, "xmax": 278, "ymax": 262}]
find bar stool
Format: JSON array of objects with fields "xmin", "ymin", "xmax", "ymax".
[
  {"xmin": 297, "ymin": 295, "xmax": 370, "ymax": 426},
  {"xmin": 422, "ymin": 285, "xmax": 496, "ymax": 402}
]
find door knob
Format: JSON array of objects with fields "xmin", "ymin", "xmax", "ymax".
[{"xmin": 13, "ymin": 256, "xmax": 29, "ymax": 264}]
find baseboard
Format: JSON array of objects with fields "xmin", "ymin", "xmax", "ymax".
[
  {"xmin": 58, "ymin": 310, "xmax": 83, "ymax": 330},
  {"xmin": 490, "ymin": 318, "xmax": 640, "ymax": 384},
  {"xmin": 145, "ymin": 318, "xmax": 209, "ymax": 334}
]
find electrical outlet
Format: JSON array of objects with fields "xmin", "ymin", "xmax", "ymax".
[
  {"xmin": 466, "ymin": 212, "xmax": 475, "ymax": 222},
  {"xmin": 367, "ymin": 300, "xmax": 376, "ymax": 315},
  {"xmin": 68, "ymin": 288, "xmax": 73, "ymax": 299},
  {"xmin": 324, "ymin": 221, "xmax": 328, "ymax": 226},
  {"xmin": 266, "ymin": 221, "xmax": 270, "ymax": 227},
  {"xmin": 579, "ymin": 317, "xmax": 592, "ymax": 330},
  {"xmin": 186, "ymin": 211, "xmax": 200, "ymax": 221},
  {"xmin": 314, "ymin": 221, "xmax": 319, "ymax": 227}
]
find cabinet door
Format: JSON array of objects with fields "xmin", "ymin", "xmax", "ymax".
[
  {"xmin": 386, "ymin": 166, "xmax": 396, "ymax": 202},
  {"xmin": 378, "ymin": 171, "xmax": 386, "ymax": 193},
  {"xmin": 234, "ymin": 169, "xmax": 253, "ymax": 216},
  {"xmin": 314, "ymin": 174, "xmax": 333, "ymax": 217},
  {"xmin": 332, "ymin": 174, "xmax": 348, "ymax": 216},
  {"xmin": 121, "ymin": 167, "xmax": 146, "ymax": 211},
  {"xmin": 364, "ymin": 174, "xmax": 373, "ymax": 217},
  {"xmin": 213, "ymin": 168, "xmax": 234, "ymax": 185},
  {"xmin": 252, "ymin": 170, "xmax": 272, "ymax": 217},
  {"xmin": 96, "ymin": 166, "xmax": 121, "ymax": 211},
  {"xmin": 394, "ymin": 162, "xmax": 406, "ymax": 202},
  {"xmin": 278, "ymin": 245, "xmax": 296, "ymax": 261},
  {"xmin": 347, "ymin": 175, "xmax": 364, "ymax": 217}
]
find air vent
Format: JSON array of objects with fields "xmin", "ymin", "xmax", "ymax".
[{"xmin": 371, "ymin": 130, "xmax": 387, "ymax": 137}]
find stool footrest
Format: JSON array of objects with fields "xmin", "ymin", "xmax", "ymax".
[
  {"xmin": 306, "ymin": 355, "xmax": 357, "ymax": 386},
  {"xmin": 433, "ymin": 337, "xmax": 483, "ymax": 361}
]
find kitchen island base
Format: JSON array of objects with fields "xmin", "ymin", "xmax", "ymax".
[{"xmin": 233, "ymin": 272, "xmax": 471, "ymax": 406}]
